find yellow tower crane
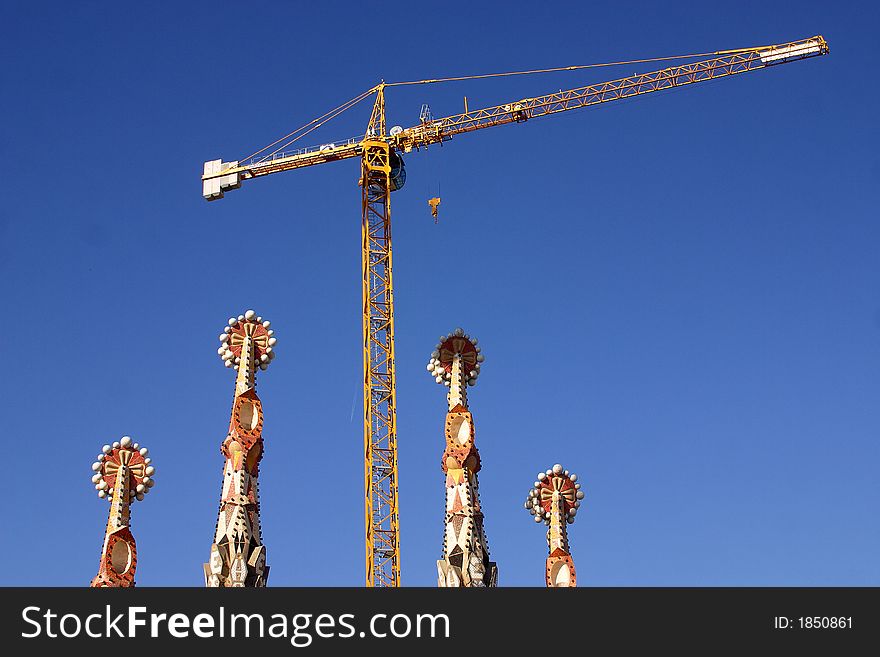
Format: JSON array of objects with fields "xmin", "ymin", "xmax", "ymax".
[{"xmin": 202, "ymin": 35, "xmax": 828, "ymax": 587}]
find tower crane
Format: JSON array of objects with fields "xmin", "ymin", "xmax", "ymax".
[{"xmin": 201, "ymin": 35, "xmax": 828, "ymax": 587}]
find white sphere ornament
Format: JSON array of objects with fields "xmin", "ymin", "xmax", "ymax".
[
  {"xmin": 136, "ymin": 493, "xmax": 145, "ymax": 501},
  {"xmin": 91, "ymin": 473, "xmax": 102, "ymax": 484},
  {"xmin": 136, "ymin": 484, "xmax": 146, "ymax": 493},
  {"xmin": 139, "ymin": 447, "xmax": 148, "ymax": 457},
  {"xmin": 91, "ymin": 462, "xmax": 101, "ymax": 472},
  {"xmin": 112, "ymin": 441, "xmax": 120, "ymax": 449},
  {"xmin": 145, "ymin": 466, "xmax": 155, "ymax": 476},
  {"xmin": 570, "ymin": 473, "xmax": 578, "ymax": 483},
  {"xmin": 426, "ymin": 363, "xmax": 433, "ymax": 371},
  {"xmin": 120, "ymin": 436, "xmax": 132, "ymax": 448},
  {"xmin": 263, "ymin": 320, "xmax": 271, "ymax": 328},
  {"xmin": 245, "ymin": 310, "xmax": 256, "ymax": 320},
  {"xmin": 98, "ymin": 490, "xmax": 106, "ymax": 498},
  {"xmin": 534, "ymin": 515, "xmax": 542, "ymax": 523},
  {"xmin": 228, "ymin": 317, "xmax": 237, "ymax": 326},
  {"xmin": 552, "ymin": 463, "xmax": 564, "ymax": 475},
  {"xmin": 102, "ymin": 445, "xmax": 111, "ymax": 454}
]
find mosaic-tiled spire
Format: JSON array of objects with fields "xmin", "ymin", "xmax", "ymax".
[
  {"xmin": 204, "ymin": 310, "xmax": 277, "ymax": 587},
  {"xmin": 525, "ymin": 463, "xmax": 584, "ymax": 587},
  {"xmin": 426, "ymin": 327, "xmax": 496, "ymax": 587},
  {"xmin": 90, "ymin": 436, "xmax": 156, "ymax": 587}
]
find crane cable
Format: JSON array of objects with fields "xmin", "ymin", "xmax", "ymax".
[
  {"xmin": 238, "ymin": 87, "xmax": 375, "ymax": 165},
  {"xmin": 237, "ymin": 45, "xmax": 771, "ymax": 164},
  {"xmin": 383, "ymin": 48, "xmax": 756, "ymax": 87}
]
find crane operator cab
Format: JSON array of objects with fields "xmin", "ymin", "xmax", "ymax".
[{"xmin": 389, "ymin": 150, "xmax": 406, "ymax": 191}]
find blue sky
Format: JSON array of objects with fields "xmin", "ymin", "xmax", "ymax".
[{"xmin": 1, "ymin": 1, "xmax": 877, "ymax": 586}]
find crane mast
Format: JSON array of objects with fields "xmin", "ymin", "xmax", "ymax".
[
  {"xmin": 360, "ymin": 86, "xmax": 401, "ymax": 587},
  {"xmin": 201, "ymin": 35, "xmax": 827, "ymax": 587}
]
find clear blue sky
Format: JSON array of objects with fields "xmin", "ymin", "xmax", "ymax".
[{"xmin": 1, "ymin": 1, "xmax": 877, "ymax": 586}]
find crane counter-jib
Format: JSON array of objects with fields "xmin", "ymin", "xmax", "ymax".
[{"xmin": 203, "ymin": 141, "xmax": 363, "ymax": 200}]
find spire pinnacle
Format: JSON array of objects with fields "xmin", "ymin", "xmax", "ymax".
[
  {"xmin": 430, "ymin": 328, "xmax": 496, "ymax": 587},
  {"xmin": 218, "ymin": 310, "xmax": 277, "ymax": 396},
  {"xmin": 90, "ymin": 436, "xmax": 156, "ymax": 587},
  {"xmin": 426, "ymin": 327, "xmax": 484, "ymax": 411},
  {"xmin": 207, "ymin": 310, "xmax": 277, "ymax": 587},
  {"xmin": 525, "ymin": 463, "xmax": 584, "ymax": 587}
]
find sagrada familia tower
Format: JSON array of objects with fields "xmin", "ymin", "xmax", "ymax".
[
  {"xmin": 87, "ymin": 317, "xmax": 587, "ymax": 587},
  {"xmin": 89, "ymin": 436, "xmax": 156, "ymax": 587},
  {"xmin": 426, "ymin": 328, "xmax": 497, "ymax": 587},
  {"xmin": 204, "ymin": 310, "xmax": 277, "ymax": 587},
  {"xmin": 525, "ymin": 463, "xmax": 584, "ymax": 587}
]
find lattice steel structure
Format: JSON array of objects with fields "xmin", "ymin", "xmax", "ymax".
[{"xmin": 360, "ymin": 131, "xmax": 401, "ymax": 587}]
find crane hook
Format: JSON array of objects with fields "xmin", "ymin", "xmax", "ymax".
[{"xmin": 428, "ymin": 197, "xmax": 441, "ymax": 223}]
